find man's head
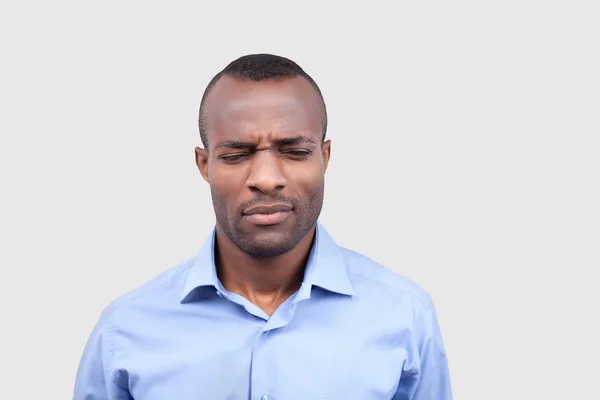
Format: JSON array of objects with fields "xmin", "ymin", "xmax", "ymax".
[{"xmin": 195, "ymin": 54, "xmax": 331, "ymax": 258}]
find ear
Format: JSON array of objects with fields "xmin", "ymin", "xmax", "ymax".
[
  {"xmin": 322, "ymin": 140, "xmax": 331, "ymax": 173},
  {"xmin": 195, "ymin": 146, "xmax": 210, "ymax": 182}
]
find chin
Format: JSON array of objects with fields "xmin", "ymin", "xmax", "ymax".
[
  {"xmin": 238, "ymin": 230, "xmax": 297, "ymax": 258},
  {"xmin": 252, "ymin": 231, "xmax": 292, "ymax": 248},
  {"xmin": 242, "ymin": 242, "xmax": 292, "ymax": 258}
]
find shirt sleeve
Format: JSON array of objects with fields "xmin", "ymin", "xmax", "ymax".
[
  {"xmin": 394, "ymin": 300, "xmax": 453, "ymax": 400},
  {"xmin": 73, "ymin": 310, "xmax": 131, "ymax": 400}
]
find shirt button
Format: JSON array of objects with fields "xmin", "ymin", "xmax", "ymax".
[
  {"xmin": 261, "ymin": 395, "xmax": 270, "ymax": 400},
  {"xmin": 216, "ymin": 291, "xmax": 223, "ymax": 297}
]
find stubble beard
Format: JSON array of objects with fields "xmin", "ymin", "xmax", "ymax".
[{"xmin": 211, "ymin": 186, "xmax": 324, "ymax": 259}]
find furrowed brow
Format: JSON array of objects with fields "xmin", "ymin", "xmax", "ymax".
[
  {"xmin": 276, "ymin": 136, "xmax": 317, "ymax": 146},
  {"xmin": 214, "ymin": 140, "xmax": 256, "ymax": 150}
]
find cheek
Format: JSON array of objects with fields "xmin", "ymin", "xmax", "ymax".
[
  {"xmin": 285, "ymin": 163, "xmax": 325, "ymax": 193},
  {"xmin": 209, "ymin": 165, "xmax": 247, "ymax": 207}
]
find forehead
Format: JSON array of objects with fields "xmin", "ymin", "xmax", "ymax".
[{"xmin": 203, "ymin": 76, "xmax": 323, "ymax": 146}]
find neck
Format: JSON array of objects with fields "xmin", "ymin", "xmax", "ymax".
[{"xmin": 214, "ymin": 225, "xmax": 316, "ymax": 315}]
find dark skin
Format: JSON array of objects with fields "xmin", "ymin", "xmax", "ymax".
[{"xmin": 195, "ymin": 76, "xmax": 331, "ymax": 316}]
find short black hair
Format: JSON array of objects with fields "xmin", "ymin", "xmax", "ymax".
[{"xmin": 198, "ymin": 53, "xmax": 327, "ymax": 148}]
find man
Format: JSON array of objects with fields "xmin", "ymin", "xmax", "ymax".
[{"xmin": 74, "ymin": 53, "xmax": 452, "ymax": 399}]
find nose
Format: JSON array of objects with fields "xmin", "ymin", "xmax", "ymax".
[{"xmin": 246, "ymin": 151, "xmax": 287, "ymax": 194}]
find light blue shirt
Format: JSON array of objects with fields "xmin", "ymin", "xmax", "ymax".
[{"xmin": 74, "ymin": 222, "xmax": 452, "ymax": 399}]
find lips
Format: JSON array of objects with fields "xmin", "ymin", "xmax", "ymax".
[
  {"xmin": 242, "ymin": 203, "xmax": 293, "ymax": 225},
  {"xmin": 243, "ymin": 203, "xmax": 293, "ymax": 215}
]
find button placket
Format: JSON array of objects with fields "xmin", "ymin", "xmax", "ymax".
[{"xmin": 251, "ymin": 326, "xmax": 274, "ymax": 400}]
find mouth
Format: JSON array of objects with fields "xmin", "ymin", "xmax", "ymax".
[{"xmin": 242, "ymin": 203, "xmax": 293, "ymax": 226}]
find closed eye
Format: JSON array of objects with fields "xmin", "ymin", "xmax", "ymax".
[
  {"xmin": 219, "ymin": 154, "xmax": 249, "ymax": 162},
  {"xmin": 284, "ymin": 150, "xmax": 311, "ymax": 159}
]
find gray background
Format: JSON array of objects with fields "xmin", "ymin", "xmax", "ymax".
[{"xmin": 1, "ymin": 1, "xmax": 598, "ymax": 399}]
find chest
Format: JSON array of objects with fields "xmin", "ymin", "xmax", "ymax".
[{"xmin": 118, "ymin": 322, "xmax": 409, "ymax": 400}]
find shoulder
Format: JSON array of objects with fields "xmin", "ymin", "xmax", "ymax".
[
  {"xmin": 97, "ymin": 256, "xmax": 195, "ymax": 325},
  {"xmin": 340, "ymin": 246, "xmax": 433, "ymax": 310}
]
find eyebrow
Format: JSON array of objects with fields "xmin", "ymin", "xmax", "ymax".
[
  {"xmin": 277, "ymin": 136, "xmax": 317, "ymax": 146},
  {"xmin": 214, "ymin": 140, "xmax": 255, "ymax": 150},
  {"xmin": 214, "ymin": 135, "xmax": 317, "ymax": 150}
]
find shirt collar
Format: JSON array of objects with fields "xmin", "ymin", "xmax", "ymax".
[
  {"xmin": 180, "ymin": 221, "xmax": 355, "ymax": 303},
  {"xmin": 301, "ymin": 221, "xmax": 355, "ymax": 297},
  {"xmin": 180, "ymin": 229, "xmax": 221, "ymax": 303}
]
